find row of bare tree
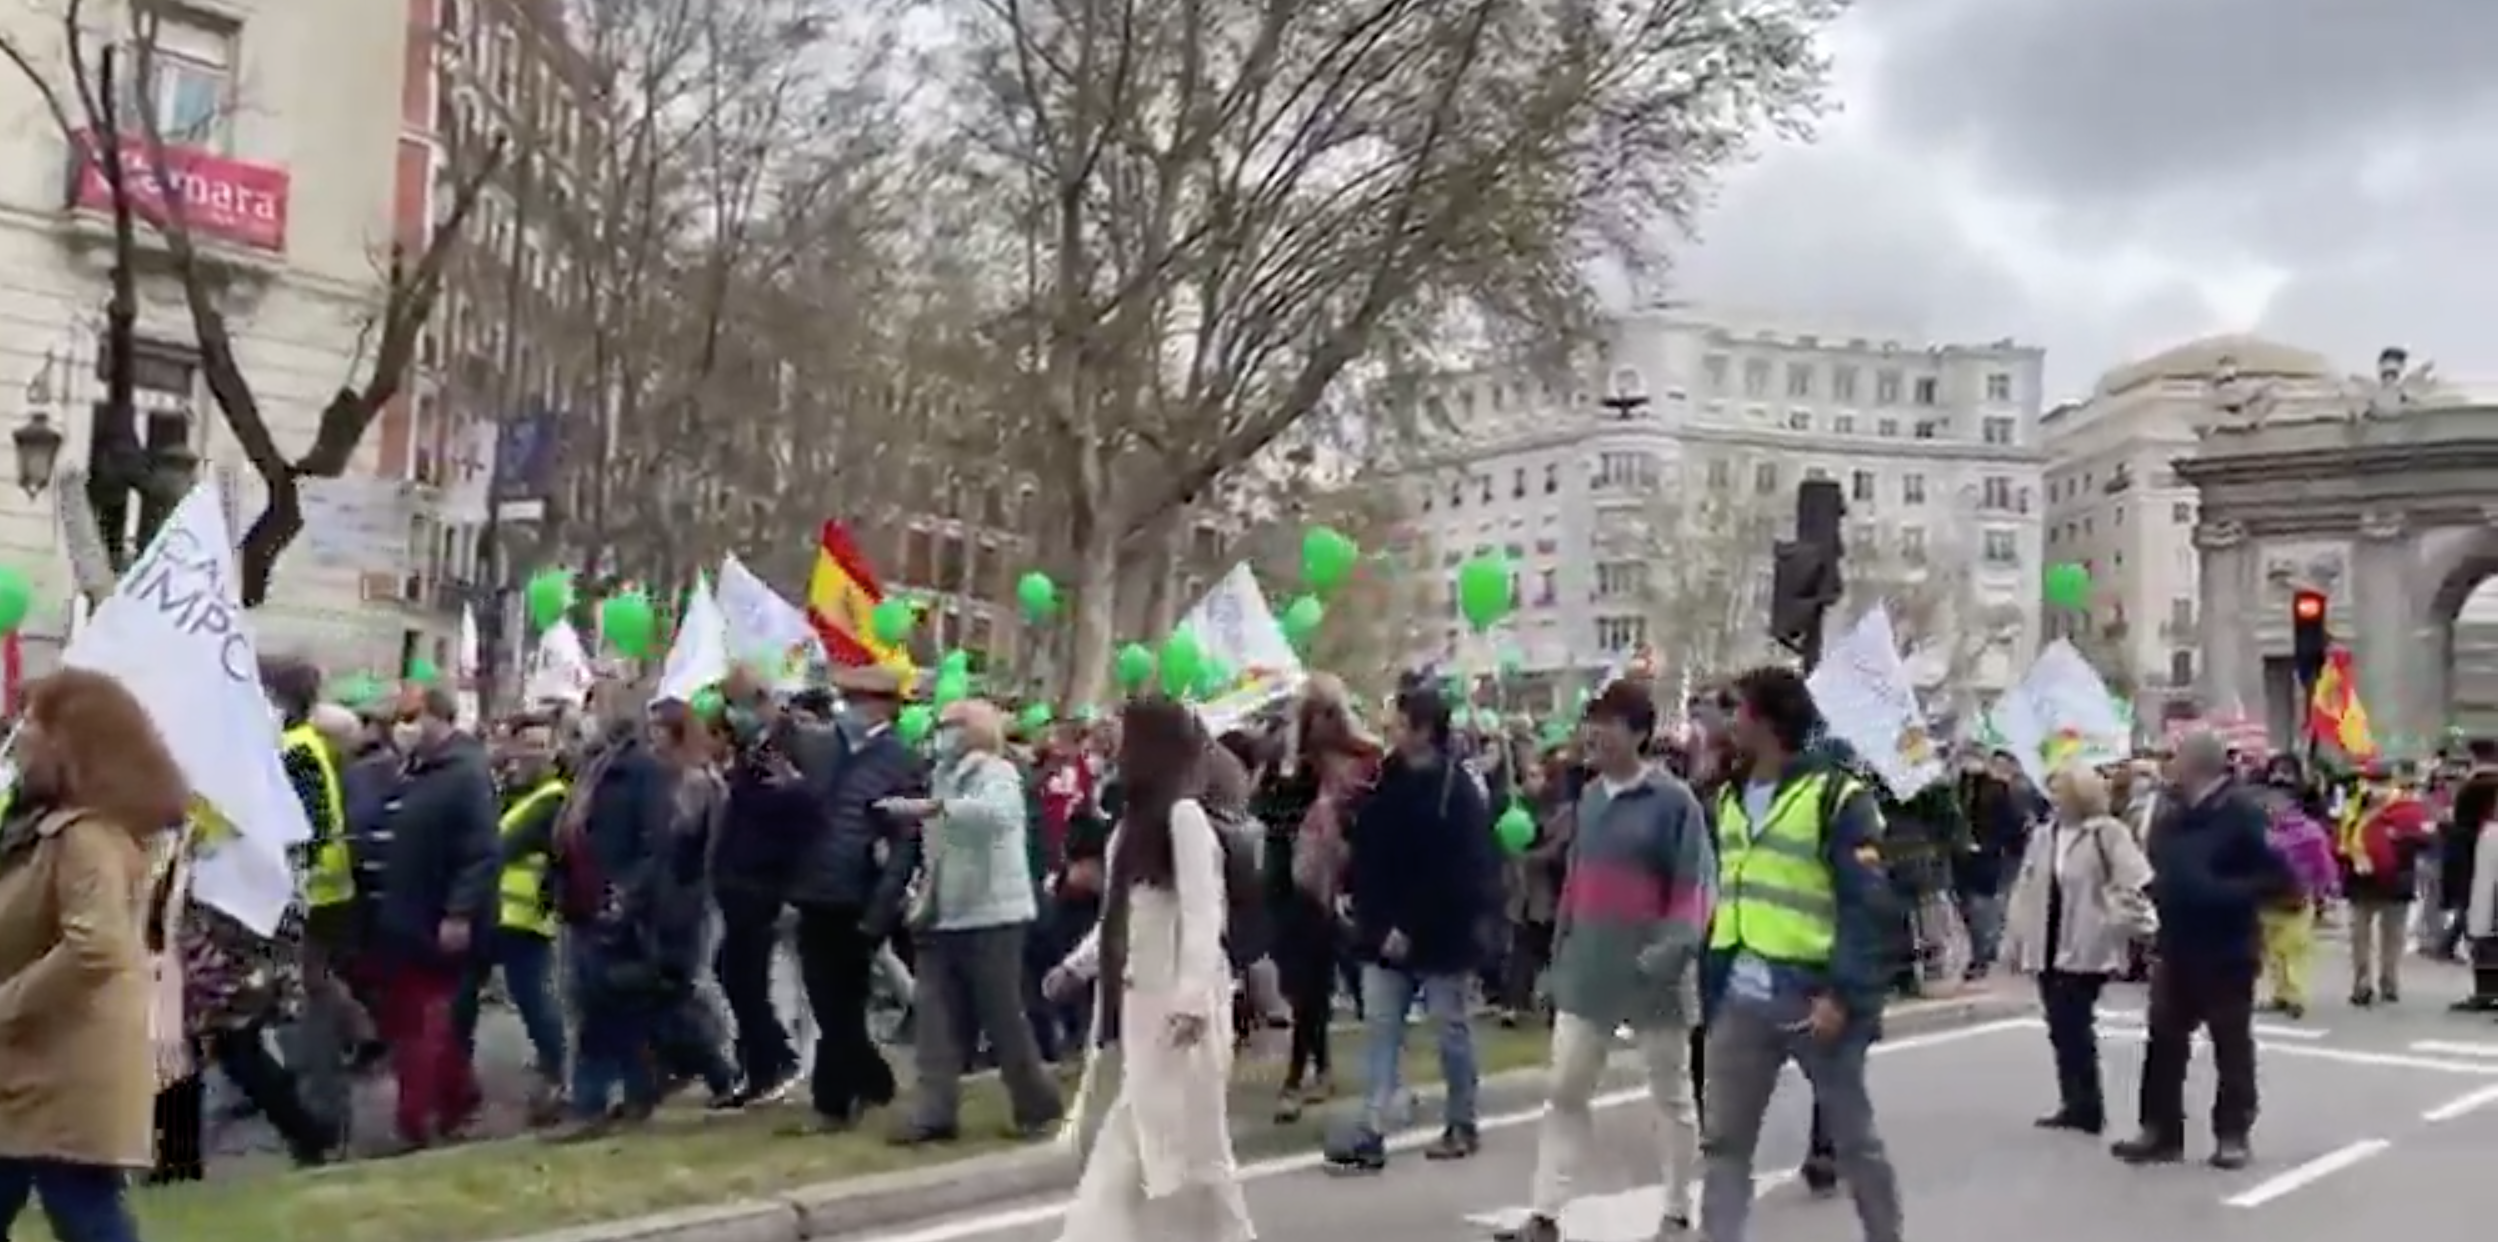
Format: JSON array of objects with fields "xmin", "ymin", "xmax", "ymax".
[{"xmin": 9, "ymin": 0, "xmax": 1849, "ymax": 702}]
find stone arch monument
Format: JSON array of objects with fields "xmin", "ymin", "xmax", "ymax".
[{"xmin": 2176, "ymin": 344, "xmax": 2498, "ymax": 755}]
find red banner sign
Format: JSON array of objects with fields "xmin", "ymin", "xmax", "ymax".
[{"xmin": 67, "ymin": 130, "xmax": 290, "ymax": 254}]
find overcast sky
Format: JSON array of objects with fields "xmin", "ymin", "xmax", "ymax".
[{"xmin": 1666, "ymin": 0, "xmax": 2497, "ymax": 402}]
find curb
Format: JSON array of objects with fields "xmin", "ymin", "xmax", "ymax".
[{"xmin": 492, "ymin": 990, "xmax": 2032, "ymax": 1242}]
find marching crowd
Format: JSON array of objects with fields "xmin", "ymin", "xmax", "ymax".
[{"xmin": 1, "ymin": 647, "xmax": 2497, "ymax": 1242}]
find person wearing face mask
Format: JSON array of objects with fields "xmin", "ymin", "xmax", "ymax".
[
  {"xmin": 350, "ymin": 684, "xmax": 501, "ymax": 1153},
  {"xmin": 450, "ymin": 720, "xmax": 571, "ymax": 1121}
]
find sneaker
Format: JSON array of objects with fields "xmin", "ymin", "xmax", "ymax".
[
  {"xmin": 1424, "ymin": 1122, "xmax": 1480, "ymax": 1160},
  {"xmin": 2110, "ymin": 1131, "xmax": 2185, "ymax": 1165},
  {"xmin": 2034, "ymin": 1111, "xmax": 2105, "ymax": 1135},
  {"xmin": 1493, "ymin": 1214, "xmax": 1560, "ymax": 1242},
  {"xmin": 1322, "ymin": 1130, "xmax": 1388, "ymax": 1174},
  {"xmin": 2209, "ymin": 1136, "xmax": 2253, "ymax": 1170},
  {"xmin": 1800, "ymin": 1154, "xmax": 1839, "ymax": 1194}
]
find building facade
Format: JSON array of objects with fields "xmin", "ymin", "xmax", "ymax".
[
  {"xmin": 1392, "ymin": 306, "xmax": 2048, "ymax": 698},
  {"xmin": 0, "ymin": 0, "xmax": 417, "ymax": 671}
]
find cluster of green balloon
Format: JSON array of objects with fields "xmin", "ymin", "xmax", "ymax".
[
  {"xmin": 1283, "ymin": 526, "xmax": 1361, "ymax": 652},
  {"xmin": 1016, "ymin": 572, "xmax": 1059, "ymax": 623},
  {"xmin": 930, "ymin": 650, "xmax": 975, "ymax": 706},
  {"xmin": 2043, "ymin": 562, "xmax": 2091, "ymax": 611},
  {"xmin": 0, "ymin": 566, "xmax": 32, "ymax": 635},
  {"xmin": 1456, "ymin": 553, "xmax": 1516, "ymax": 631},
  {"xmin": 1112, "ymin": 641, "xmax": 1156, "ymax": 693},
  {"xmin": 871, "ymin": 597, "xmax": 916, "ymax": 645}
]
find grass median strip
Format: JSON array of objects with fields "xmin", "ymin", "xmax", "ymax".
[{"xmin": 80, "ymin": 1023, "xmax": 1552, "ymax": 1242}]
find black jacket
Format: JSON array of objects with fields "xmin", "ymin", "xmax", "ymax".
[
  {"xmin": 2146, "ymin": 778, "xmax": 2287, "ymax": 972},
  {"xmin": 1342, "ymin": 749, "xmax": 1496, "ymax": 975},
  {"xmin": 713, "ymin": 717, "xmax": 843, "ymax": 898},
  {"xmin": 784, "ymin": 721, "xmax": 924, "ymax": 934},
  {"xmin": 354, "ymin": 734, "xmax": 500, "ymax": 967}
]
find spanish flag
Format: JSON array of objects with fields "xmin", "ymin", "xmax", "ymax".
[
  {"xmin": 2306, "ymin": 646, "xmax": 2379, "ymax": 762},
  {"xmin": 806, "ymin": 520, "xmax": 914, "ymax": 676}
]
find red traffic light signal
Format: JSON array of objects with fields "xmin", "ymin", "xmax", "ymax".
[{"xmin": 2292, "ymin": 589, "xmax": 2326, "ymax": 623}]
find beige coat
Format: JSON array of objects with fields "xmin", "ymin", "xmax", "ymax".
[
  {"xmin": 1999, "ymin": 813, "xmax": 2156, "ymax": 976},
  {"xmin": 0, "ymin": 810, "xmax": 158, "ymax": 1168}
]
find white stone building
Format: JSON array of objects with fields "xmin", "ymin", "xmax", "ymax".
[
  {"xmin": 0, "ymin": 0, "xmax": 412, "ymax": 673},
  {"xmin": 1390, "ymin": 306, "xmax": 2049, "ymax": 699}
]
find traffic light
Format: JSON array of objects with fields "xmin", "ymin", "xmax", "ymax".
[
  {"xmin": 2291, "ymin": 589, "xmax": 2329, "ymax": 686},
  {"xmin": 1769, "ymin": 539, "xmax": 1840, "ymax": 657}
]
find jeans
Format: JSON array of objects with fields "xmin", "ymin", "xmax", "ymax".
[
  {"xmin": 0, "ymin": 1158, "xmax": 140, "ymax": 1242},
  {"xmin": 2037, "ymin": 970, "xmax": 2107, "ymax": 1125},
  {"xmin": 1356, "ymin": 964, "xmax": 1476, "ymax": 1135},
  {"xmin": 565, "ymin": 935, "xmax": 655, "ymax": 1120},
  {"xmin": 453, "ymin": 928, "xmax": 567, "ymax": 1080},
  {"xmin": 1958, "ymin": 892, "xmax": 2005, "ymax": 970},
  {"xmin": 1699, "ymin": 1004, "xmax": 1902, "ymax": 1242}
]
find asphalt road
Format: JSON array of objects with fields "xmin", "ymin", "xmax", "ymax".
[{"xmin": 818, "ymin": 947, "xmax": 2498, "ymax": 1242}]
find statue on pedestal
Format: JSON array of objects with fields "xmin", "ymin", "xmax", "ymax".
[
  {"xmin": 2198, "ymin": 353, "xmax": 2280, "ymax": 434},
  {"xmin": 2343, "ymin": 345, "xmax": 2440, "ymax": 421}
]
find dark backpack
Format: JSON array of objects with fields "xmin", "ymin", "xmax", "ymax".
[{"xmin": 1208, "ymin": 805, "xmax": 1272, "ymax": 972}]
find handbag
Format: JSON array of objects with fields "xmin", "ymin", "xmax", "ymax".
[
  {"xmin": 147, "ymin": 825, "xmax": 197, "ymax": 1090},
  {"xmin": 2088, "ymin": 818, "xmax": 2157, "ymax": 942}
]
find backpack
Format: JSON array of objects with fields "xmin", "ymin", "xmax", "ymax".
[{"xmin": 1207, "ymin": 804, "xmax": 1271, "ymax": 972}]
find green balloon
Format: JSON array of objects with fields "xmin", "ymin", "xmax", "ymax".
[
  {"xmin": 1113, "ymin": 642, "xmax": 1156, "ymax": 692},
  {"xmin": 1016, "ymin": 571, "xmax": 1058, "ymax": 620},
  {"xmin": 897, "ymin": 703, "xmax": 935, "ymax": 745},
  {"xmin": 1301, "ymin": 526, "xmax": 1360, "ymax": 594},
  {"xmin": 1195, "ymin": 656, "xmax": 1233, "ymax": 701},
  {"xmin": 870, "ymin": 598, "xmax": 915, "ymax": 646},
  {"xmin": 932, "ymin": 670, "xmax": 971, "ymax": 706},
  {"xmin": 0, "ymin": 566, "xmax": 31, "ymax": 634},
  {"xmin": 2043, "ymin": 561, "xmax": 2091, "ymax": 610},
  {"xmin": 689, "ymin": 687, "xmax": 725, "ymax": 722},
  {"xmin": 406, "ymin": 656, "xmax": 441, "ymax": 685},
  {"xmin": 1493, "ymin": 801, "xmax": 1535, "ymax": 855},
  {"xmin": 1017, "ymin": 701, "xmax": 1054, "ymax": 733},
  {"xmin": 600, "ymin": 590, "xmax": 659, "ymax": 657},
  {"xmin": 1159, "ymin": 627, "xmax": 1206, "ymax": 697},
  {"xmin": 1456, "ymin": 554, "xmax": 1515, "ymax": 631},
  {"xmin": 523, "ymin": 568, "xmax": 573, "ymax": 629},
  {"xmin": 941, "ymin": 648, "xmax": 973, "ymax": 676},
  {"xmin": 1281, "ymin": 594, "xmax": 1324, "ymax": 648}
]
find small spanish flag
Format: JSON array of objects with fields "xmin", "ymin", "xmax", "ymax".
[
  {"xmin": 806, "ymin": 520, "xmax": 915, "ymax": 679},
  {"xmin": 2306, "ymin": 646, "xmax": 2379, "ymax": 762}
]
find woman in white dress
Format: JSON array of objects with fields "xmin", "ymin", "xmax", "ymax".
[{"xmin": 1044, "ymin": 697, "xmax": 1256, "ymax": 1242}]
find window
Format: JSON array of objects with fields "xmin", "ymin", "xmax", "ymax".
[
  {"xmin": 1986, "ymin": 372, "xmax": 2014, "ymax": 403},
  {"xmin": 1536, "ymin": 569, "xmax": 1558, "ymax": 605},
  {"xmin": 1595, "ymin": 452, "xmax": 1644, "ymax": 489},
  {"xmin": 1447, "ymin": 479, "xmax": 1463, "ymax": 509},
  {"xmin": 1543, "ymin": 463, "xmax": 1558, "ymax": 494},
  {"xmin": 2169, "ymin": 596, "xmax": 2195, "ymax": 634},
  {"xmin": 1874, "ymin": 370, "xmax": 1902, "ymax": 405},
  {"xmin": 1831, "ymin": 365, "xmax": 1859, "ymax": 404},
  {"xmin": 1833, "ymin": 415, "xmax": 1856, "ymax": 436},
  {"xmin": 1876, "ymin": 417, "xmax": 1899, "ymax": 438},
  {"xmin": 128, "ymin": 14, "xmax": 235, "ymax": 147},
  {"xmin": 1804, "ymin": 466, "xmax": 1831, "ymax": 482},
  {"xmin": 1913, "ymin": 376, "xmax": 1940, "ymax": 405},
  {"xmin": 1981, "ymin": 416, "xmax": 2015, "ymax": 445},
  {"xmin": 1596, "ymin": 616, "xmax": 1647, "ymax": 652},
  {"xmin": 1981, "ymin": 476, "xmax": 2014, "ymax": 509},
  {"xmin": 1900, "ymin": 526, "xmax": 1927, "ymax": 557},
  {"xmin": 1596, "ymin": 561, "xmax": 1646, "ymax": 599},
  {"xmin": 1786, "ymin": 362, "xmax": 1814, "ymax": 398},
  {"xmin": 1742, "ymin": 358, "xmax": 1771, "ymax": 397},
  {"xmin": 2168, "ymin": 649, "xmax": 2195, "ymax": 687},
  {"xmin": 2171, "ymin": 501, "xmax": 2193, "ymax": 523},
  {"xmin": 1785, "ymin": 409, "xmax": 1811, "ymax": 431},
  {"xmin": 1478, "ymin": 475, "xmax": 1492, "ymax": 504},
  {"xmin": 1511, "ymin": 467, "xmax": 1526, "ymax": 499},
  {"xmin": 1753, "ymin": 461, "xmax": 1778, "ymax": 495},
  {"xmin": 1982, "ymin": 529, "xmax": 2019, "ymax": 567},
  {"xmin": 1901, "ymin": 473, "xmax": 1927, "ymax": 504},
  {"xmin": 1850, "ymin": 469, "xmax": 1875, "ymax": 502},
  {"xmin": 1702, "ymin": 354, "xmax": 1729, "ymax": 394},
  {"xmin": 1707, "ymin": 458, "xmax": 1733, "ymax": 489},
  {"xmin": 1913, "ymin": 420, "xmax": 1938, "ymax": 440}
]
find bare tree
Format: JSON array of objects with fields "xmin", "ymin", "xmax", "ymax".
[
  {"xmin": 953, "ymin": 0, "xmax": 1846, "ymax": 700},
  {"xmin": 1839, "ymin": 527, "xmax": 2022, "ymax": 701},
  {"xmin": 1619, "ymin": 481, "xmax": 1786, "ymax": 685},
  {"xmin": 2, "ymin": 0, "xmax": 504, "ymax": 602}
]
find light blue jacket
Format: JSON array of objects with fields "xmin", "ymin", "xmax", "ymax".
[{"xmin": 921, "ymin": 752, "xmax": 1038, "ymax": 931}]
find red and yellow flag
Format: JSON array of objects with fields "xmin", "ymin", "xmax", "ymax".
[
  {"xmin": 806, "ymin": 520, "xmax": 914, "ymax": 677},
  {"xmin": 2306, "ymin": 646, "xmax": 2379, "ymax": 761}
]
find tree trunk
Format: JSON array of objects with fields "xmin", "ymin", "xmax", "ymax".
[{"xmin": 1064, "ymin": 496, "xmax": 1119, "ymax": 708}]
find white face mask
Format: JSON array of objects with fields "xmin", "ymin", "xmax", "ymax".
[{"xmin": 391, "ymin": 722, "xmax": 424, "ymax": 753}]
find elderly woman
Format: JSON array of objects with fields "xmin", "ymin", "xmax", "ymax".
[
  {"xmin": 882, "ymin": 699, "xmax": 1065, "ymax": 1145},
  {"xmin": 0, "ymin": 670, "xmax": 191, "ymax": 1242},
  {"xmin": 1999, "ymin": 764, "xmax": 2154, "ymax": 1137}
]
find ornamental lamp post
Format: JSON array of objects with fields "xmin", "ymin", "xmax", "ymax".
[{"xmin": 12, "ymin": 411, "xmax": 63, "ymax": 499}]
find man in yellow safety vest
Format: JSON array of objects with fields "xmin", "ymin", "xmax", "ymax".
[
  {"xmin": 451, "ymin": 719, "xmax": 572, "ymax": 1114},
  {"xmin": 1697, "ymin": 666, "xmax": 1903, "ymax": 1242}
]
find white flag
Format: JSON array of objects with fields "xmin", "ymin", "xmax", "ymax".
[
  {"xmin": 524, "ymin": 620, "xmax": 595, "ymax": 708},
  {"xmin": 716, "ymin": 555, "xmax": 818, "ymax": 689},
  {"xmin": 1995, "ymin": 639, "xmax": 2130, "ymax": 792},
  {"xmin": 454, "ymin": 604, "xmax": 482, "ymax": 728},
  {"xmin": 65, "ymin": 480, "xmax": 307, "ymax": 935},
  {"xmin": 1179, "ymin": 563, "xmax": 1306, "ymax": 734},
  {"xmin": 656, "ymin": 575, "xmax": 731, "ymax": 704},
  {"xmin": 1805, "ymin": 605, "xmax": 1943, "ymax": 800}
]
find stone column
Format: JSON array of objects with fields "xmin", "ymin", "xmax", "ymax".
[
  {"xmin": 2348, "ymin": 508, "xmax": 2423, "ymax": 760},
  {"xmin": 2195, "ymin": 519, "xmax": 2259, "ymax": 718}
]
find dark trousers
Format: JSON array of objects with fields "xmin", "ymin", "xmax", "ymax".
[
  {"xmin": 2038, "ymin": 970, "xmax": 2107, "ymax": 1124},
  {"xmin": 2137, "ymin": 956, "xmax": 2258, "ymax": 1141},
  {"xmin": 0, "ymin": 1158, "xmax": 140, "ymax": 1242},
  {"xmin": 1497, "ymin": 919, "xmax": 1554, "ymax": 1012},
  {"xmin": 1691, "ymin": 1021, "xmax": 1831, "ymax": 1161},
  {"xmin": 794, "ymin": 903, "xmax": 895, "ymax": 1119},
  {"xmin": 152, "ymin": 1022, "xmax": 337, "ymax": 1179},
  {"xmin": 1275, "ymin": 895, "xmax": 1338, "ymax": 1089},
  {"xmin": 713, "ymin": 888, "xmax": 793, "ymax": 1090},
  {"xmin": 909, "ymin": 923, "xmax": 1062, "ymax": 1131}
]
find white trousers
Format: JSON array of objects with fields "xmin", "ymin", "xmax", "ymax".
[
  {"xmin": 1529, "ymin": 1013, "xmax": 1700, "ymax": 1222},
  {"xmin": 1056, "ymin": 1049, "xmax": 1257, "ymax": 1242}
]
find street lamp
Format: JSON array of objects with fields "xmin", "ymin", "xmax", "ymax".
[{"xmin": 12, "ymin": 411, "xmax": 63, "ymax": 498}]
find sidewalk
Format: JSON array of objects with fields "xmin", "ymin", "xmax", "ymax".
[{"xmin": 151, "ymin": 980, "xmax": 2030, "ymax": 1242}]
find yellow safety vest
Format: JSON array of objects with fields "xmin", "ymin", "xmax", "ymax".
[
  {"xmin": 288, "ymin": 724, "xmax": 353, "ymax": 908},
  {"xmin": 496, "ymin": 780, "xmax": 570, "ymax": 937},
  {"xmin": 1710, "ymin": 773, "xmax": 1858, "ymax": 965}
]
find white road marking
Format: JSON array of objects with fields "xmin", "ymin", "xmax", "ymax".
[
  {"xmin": 2094, "ymin": 1023, "xmax": 2498, "ymax": 1076},
  {"xmin": 2411, "ymin": 1039, "xmax": 2498, "ymax": 1060},
  {"xmin": 1464, "ymin": 1171, "xmax": 1797, "ymax": 1239},
  {"xmin": 860, "ymin": 1017, "xmax": 2036, "ymax": 1242},
  {"xmin": 2099, "ymin": 1007, "xmax": 2324, "ymax": 1040},
  {"xmin": 2222, "ymin": 1138, "xmax": 2392, "ymax": 1208},
  {"xmin": 2422, "ymin": 1082, "xmax": 2498, "ymax": 1122}
]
